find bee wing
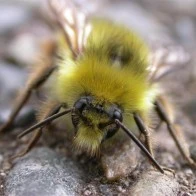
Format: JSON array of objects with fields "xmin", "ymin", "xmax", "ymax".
[
  {"xmin": 148, "ymin": 45, "xmax": 190, "ymax": 82},
  {"xmin": 48, "ymin": 0, "xmax": 92, "ymax": 58}
]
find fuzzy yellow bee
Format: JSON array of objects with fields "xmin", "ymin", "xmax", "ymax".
[{"xmin": 0, "ymin": 0, "xmax": 195, "ymax": 174}]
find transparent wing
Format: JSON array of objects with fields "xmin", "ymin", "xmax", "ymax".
[
  {"xmin": 148, "ymin": 44, "xmax": 190, "ymax": 82},
  {"xmin": 48, "ymin": 0, "xmax": 92, "ymax": 59}
]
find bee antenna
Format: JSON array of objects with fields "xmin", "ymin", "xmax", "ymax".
[
  {"xmin": 18, "ymin": 108, "xmax": 73, "ymax": 139},
  {"xmin": 115, "ymin": 119, "xmax": 164, "ymax": 174}
]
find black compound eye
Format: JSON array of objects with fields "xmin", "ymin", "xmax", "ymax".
[
  {"xmin": 74, "ymin": 98, "xmax": 88, "ymax": 113},
  {"xmin": 113, "ymin": 110, "xmax": 123, "ymax": 121}
]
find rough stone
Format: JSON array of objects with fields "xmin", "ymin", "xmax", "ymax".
[
  {"xmin": 5, "ymin": 147, "xmax": 86, "ymax": 196},
  {"xmin": 130, "ymin": 170, "xmax": 179, "ymax": 196},
  {"xmin": 101, "ymin": 139, "xmax": 140, "ymax": 181}
]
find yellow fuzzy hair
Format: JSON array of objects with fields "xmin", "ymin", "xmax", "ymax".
[{"xmin": 53, "ymin": 19, "xmax": 158, "ymax": 154}]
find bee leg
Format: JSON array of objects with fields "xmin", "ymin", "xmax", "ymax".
[
  {"xmin": 133, "ymin": 113, "xmax": 175, "ymax": 175},
  {"xmin": 155, "ymin": 99, "xmax": 196, "ymax": 168},
  {"xmin": 10, "ymin": 102, "xmax": 62, "ymax": 162},
  {"xmin": 133, "ymin": 113, "xmax": 154, "ymax": 157},
  {"xmin": 0, "ymin": 63, "xmax": 57, "ymax": 133}
]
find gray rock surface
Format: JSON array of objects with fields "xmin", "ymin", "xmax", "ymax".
[
  {"xmin": 5, "ymin": 148, "xmax": 86, "ymax": 196},
  {"xmin": 130, "ymin": 170, "xmax": 179, "ymax": 196}
]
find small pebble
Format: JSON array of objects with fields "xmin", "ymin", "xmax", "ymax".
[
  {"xmin": 0, "ymin": 172, "xmax": 6, "ymax": 177},
  {"xmin": 117, "ymin": 185, "xmax": 126, "ymax": 193},
  {"xmin": 83, "ymin": 190, "xmax": 92, "ymax": 196},
  {"xmin": 83, "ymin": 185, "xmax": 97, "ymax": 196},
  {"xmin": 184, "ymin": 169, "xmax": 193, "ymax": 176},
  {"xmin": 101, "ymin": 139, "xmax": 140, "ymax": 180},
  {"xmin": 99, "ymin": 184, "xmax": 113, "ymax": 196},
  {"xmin": 129, "ymin": 170, "xmax": 179, "ymax": 196}
]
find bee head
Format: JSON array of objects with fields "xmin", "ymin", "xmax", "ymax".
[{"xmin": 72, "ymin": 96, "xmax": 123, "ymax": 155}]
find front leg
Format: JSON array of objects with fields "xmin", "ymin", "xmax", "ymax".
[
  {"xmin": 133, "ymin": 113, "xmax": 154, "ymax": 157},
  {"xmin": 10, "ymin": 101, "xmax": 62, "ymax": 162},
  {"xmin": 133, "ymin": 112, "xmax": 175, "ymax": 175}
]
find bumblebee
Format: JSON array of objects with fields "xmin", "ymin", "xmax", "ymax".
[{"xmin": 0, "ymin": 0, "xmax": 195, "ymax": 174}]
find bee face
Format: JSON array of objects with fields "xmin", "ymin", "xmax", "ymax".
[
  {"xmin": 71, "ymin": 96, "xmax": 123, "ymax": 154},
  {"xmin": 72, "ymin": 96, "xmax": 123, "ymax": 136}
]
